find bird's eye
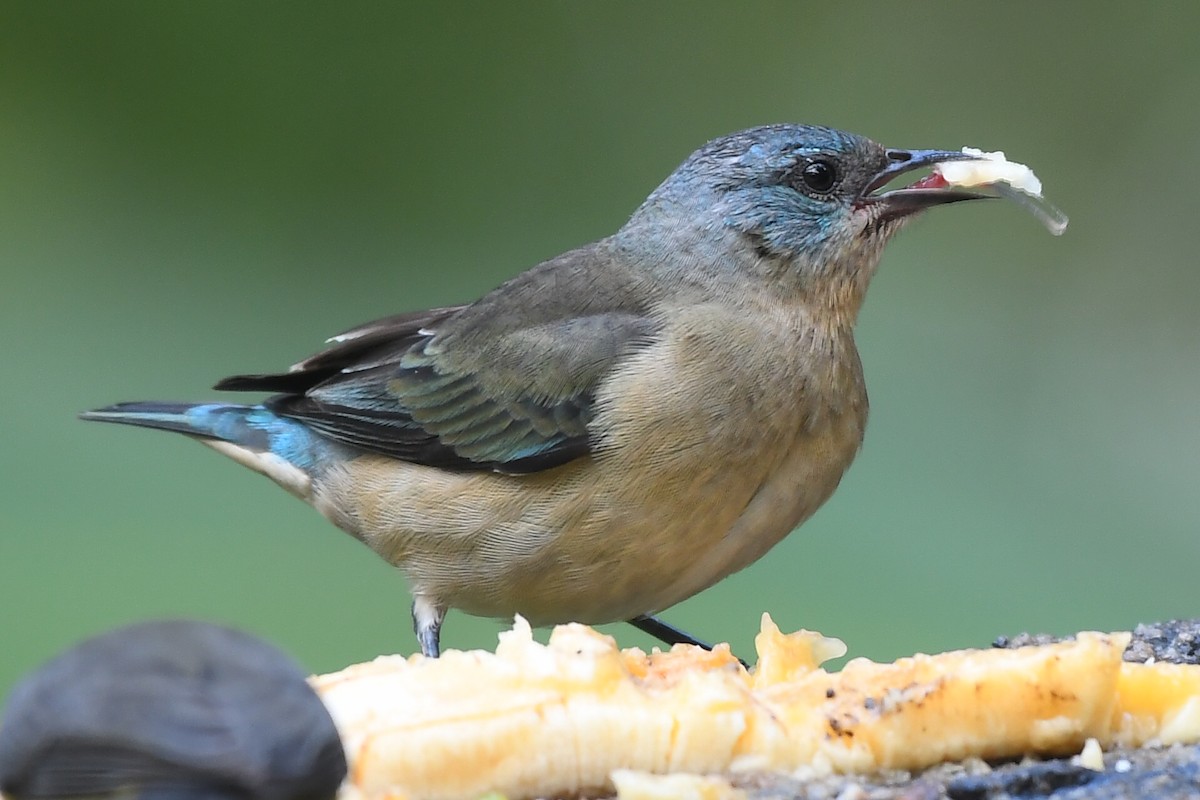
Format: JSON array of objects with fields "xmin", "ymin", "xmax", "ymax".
[{"xmin": 799, "ymin": 160, "xmax": 838, "ymax": 194}]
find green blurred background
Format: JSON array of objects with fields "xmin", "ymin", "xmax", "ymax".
[{"xmin": 3, "ymin": 3, "xmax": 1198, "ymax": 692}]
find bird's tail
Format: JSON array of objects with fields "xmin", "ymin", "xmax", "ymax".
[
  {"xmin": 80, "ymin": 402, "xmax": 327, "ymax": 498},
  {"xmin": 80, "ymin": 401, "xmax": 281, "ymax": 447}
]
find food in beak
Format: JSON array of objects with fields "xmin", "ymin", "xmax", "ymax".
[{"xmin": 927, "ymin": 147, "xmax": 1069, "ymax": 235}]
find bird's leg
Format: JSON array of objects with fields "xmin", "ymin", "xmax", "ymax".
[
  {"xmin": 629, "ymin": 615, "xmax": 750, "ymax": 669},
  {"xmin": 412, "ymin": 596, "xmax": 445, "ymax": 658},
  {"xmin": 628, "ymin": 614, "xmax": 716, "ymax": 649}
]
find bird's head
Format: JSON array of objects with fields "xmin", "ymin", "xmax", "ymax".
[{"xmin": 628, "ymin": 124, "xmax": 985, "ymax": 314}]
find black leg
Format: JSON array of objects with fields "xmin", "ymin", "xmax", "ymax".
[
  {"xmin": 628, "ymin": 614, "xmax": 718, "ymax": 649},
  {"xmin": 628, "ymin": 615, "xmax": 750, "ymax": 668}
]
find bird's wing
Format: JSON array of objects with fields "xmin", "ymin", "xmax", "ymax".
[{"xmin": 215, "ymin": 245, "xmax": 659, "ymax": 474}]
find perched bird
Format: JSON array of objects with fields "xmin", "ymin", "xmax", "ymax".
[
  {"xmin": 82, "ymin": 125, "xmax": 987, "ymax": 658},
  {"xmin": 0, "ymin": 620, "xmax": 346, "ymax": 800}
]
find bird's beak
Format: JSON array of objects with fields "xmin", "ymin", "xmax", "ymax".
[{"xmin": 859, "ymin": 149, "xmax": 989, "ymax": 221}]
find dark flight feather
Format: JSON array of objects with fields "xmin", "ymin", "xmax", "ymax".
[{"xmin": 211, "ymin": 246, "xmax": 661, "ymax": 473}]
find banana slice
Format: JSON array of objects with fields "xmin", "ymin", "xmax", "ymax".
[{"xmin": 314, "ymin": 615, "xmax": 1200, "ymax": 800}]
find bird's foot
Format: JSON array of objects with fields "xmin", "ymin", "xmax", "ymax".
[{"xmin": 412, "ymin": 597, "xmax": 445, "ymax": 658}]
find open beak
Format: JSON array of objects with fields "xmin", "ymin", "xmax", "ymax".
[{"xmin": 859, "ymin": 148, "xmax": 989, "ymax": 222}]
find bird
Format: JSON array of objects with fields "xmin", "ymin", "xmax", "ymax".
[
  {"xmin": 82, "ymin": 124, "xmax": 988, "ymax": 659},
  {"xmin": 0, "ymin": 620, "xmax": 346, "ymax": 800}
]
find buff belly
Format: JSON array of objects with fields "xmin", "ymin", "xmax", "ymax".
[{"xmin": 313, "ymin": 407, "xmax": 862, "ymax": 626}]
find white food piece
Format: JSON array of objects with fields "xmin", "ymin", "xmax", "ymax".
[
  {"xmin": 938, "ymin": 147, "xmax": 1069, "ymax": 236},
  {"xmin": 937, "ymin": 147, "xmax": 1044, "ymax": 196},
  {"xmin": 1078, "ymin": 737, "xmax": 1105, "ymax": 771},
  {"xmin": 1156, "ymin": 694, "xmax": 1200, "ymax": 745},
  {"xmin": 611, "ymin": 770, "xmax": 743, "ymax": 800}
]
